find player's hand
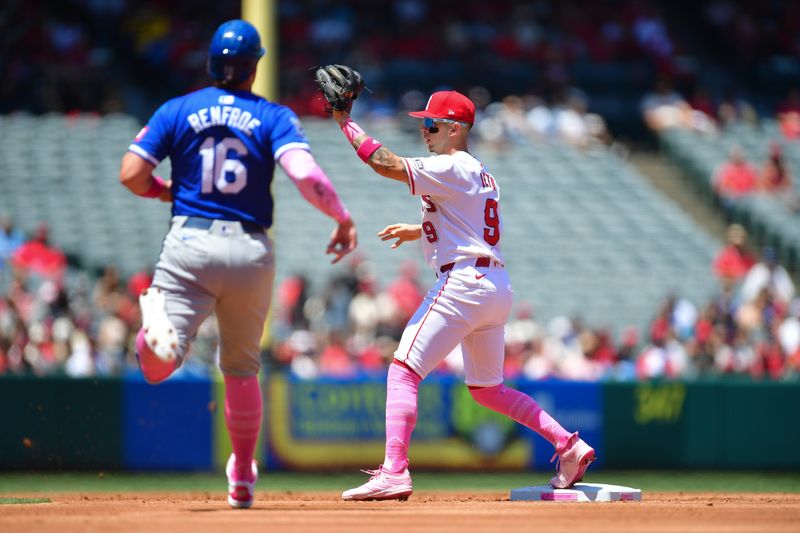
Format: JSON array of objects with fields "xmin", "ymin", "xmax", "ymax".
[
  {"xmin": 158, "ymin": 179, "xmax": 173, "ymax": 202},
  {"xmin": 378, "ymin": 223, "xmax": 422, "ymax": 249},
  {"xmin": 332, "ymin": 109, "xmax": 348, "ymax": 124},
  {"xmin": 326, "ymin": 217, "xmax": 357, "ymax": 264}
]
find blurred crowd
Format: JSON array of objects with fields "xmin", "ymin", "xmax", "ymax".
[
  {"xmin": 710, "ymin": 141, "xmax": 800, "ymax": 215},
  {"xmin": 3, "ymin": 1, "xmax": 800, "ymax": 382},
  {"xmin": 5, "ymin": 0, "xmax": 794, "ymax": 124},
  {"xmin": 0, "ymin": 216, "xmax": 154, "ymax": 377},
  {"xmin": 640, "ymin": 77, "xmax": 800, "ymax": 211},
  {"xmin": 1, "ymin": 0, "xmax": 236, "ymax": 114},
  {"xmin": 641, "ymin": 78, "xmax": 800, "ymax": 138},
  {"xmin": 467, "ymin": 89, "xmax": 619, "ymax": 153},
  {"xmin": 3, "ymin": 213, "xmax": 798, "ymax": 382},
  {"xmin": 5, "ymin": 0, "xmax": 799, "ymax": 159},
  {"xmin": 268, "ymin": 232, "xmax": 800, "ymax": 382},
  {"xmin": 699, "ymin": 0, "xmax": 800, "ymax": 73},
  {"xmin": 636, "ymin": 224, "xmax": 800, "ymax": 381},
  {"xmin": 280, "ymin": 0, "xmax": 683, "ymax": 115}
]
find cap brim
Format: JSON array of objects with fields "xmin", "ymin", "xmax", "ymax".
[
  {"xmin": 408, "ymin": 111, "xmax": 441, "ymax": 119},
  {"xmin": 408, "ymin": 111, "xmax": 473, "ymax": 124}
]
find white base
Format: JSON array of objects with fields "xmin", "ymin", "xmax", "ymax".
[{"xmin": 510, "ymin": 483, "xmax": 642, "ymax": 502}]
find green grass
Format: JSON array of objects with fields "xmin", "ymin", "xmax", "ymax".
[
  {"xmin": 0, "ymin": 471, "xmax": 798, "ymax": 493},
  {"xmin": 0, "ymin": 497, "xmax": 51, "ymax": 504}
]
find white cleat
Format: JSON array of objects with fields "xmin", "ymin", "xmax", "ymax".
[
  {"xmin": 550, "ymin": 433, "xmax": 596, "ymax": 489},
  {"xmin": 226, "ymin": 454, "xmax": 258, "ymax": 509},
  {"xmin": 342, "ymin": 465, "xmax": 413, "ymax": 501},
  {"xmin": 139, "ymin": 287, "xmax": 179, "ymax": 362}
]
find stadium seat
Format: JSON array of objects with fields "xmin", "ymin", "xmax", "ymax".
[{"xmin": 0, "ymin": 114, "xmax": 724, "ymax": 336}]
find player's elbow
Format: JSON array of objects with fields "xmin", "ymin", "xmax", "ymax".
[
  {"xmin": 119, "ymin": 166, "xmax": 136, "ymax": 188},
  {"xmin": 119, "ymin": 168, "xmax": 145, "ymax": 194},
  {"xmin": 119, "ymin": 152, "xmax": 152, "ymax": 191},
  {"xmin": 280, "ymin": 148, "xmax": 319, "ymax": 183},
  {"xmin": 289, "ymin": 166, "xmax": 315, "ymax": 183},
  {"xmin": 370, "ymin": 162, "xmax": 409, "ymax": 183}
]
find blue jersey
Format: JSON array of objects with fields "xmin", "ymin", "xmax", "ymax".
[{"xmin": 129, "ymin": 87, "xmax": 310, "ymax": 228}]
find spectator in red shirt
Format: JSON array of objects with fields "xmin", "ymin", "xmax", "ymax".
[
  {"xmin": 127, "ymin": 269, "xmax": 153, "ymax": 301},
  {"xmin": 11, "ymin": 224, "xmax": 66, "ymax": 282},
  {"xmin": 318, "ymin": 331, "xmax": 356, "ymax": 377},
  {"xmin": 385, "ymin": 261, "xmax": 424, "ymax": 323},
  {"xmin": 713, "ymin": 145, "xmax": 758, "ymax": 198},
  {"xmin": 712, "ymin": 223, "xmax": 757, "ymax": 285}
]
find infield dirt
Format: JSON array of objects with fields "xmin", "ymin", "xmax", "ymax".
[{"xmin": 1, "ymin": 491, "xmax": 798, "ymax": 533}]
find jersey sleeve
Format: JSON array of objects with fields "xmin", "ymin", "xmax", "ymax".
[
  {"xmin": 403, "ymin": 154, "xmax": 466, "ymax": 197},
  {"xmin": 269, "ymin": 106, "xmax": 311, "ymax": 161},
  {"xmin": 128, "ymin": 101, "xmax": 174, "ymax": 166}
]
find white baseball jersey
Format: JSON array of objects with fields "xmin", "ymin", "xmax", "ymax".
[
  {"xmin": 403, "ymin": 151, "xmax": 503, "ymax": 272},
  {"xmin": 396, "ymin": 150, "xmax": 512, "ymax": 387}
]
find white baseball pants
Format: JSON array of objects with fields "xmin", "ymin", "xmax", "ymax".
[{"xmin": 394, "ymin": 260, "xmax": 513, "ymax": 387}]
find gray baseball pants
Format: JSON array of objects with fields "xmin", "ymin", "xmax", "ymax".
[{"xmin": 151, "ymin": 216, "xmax": 275, "ymax": 376}]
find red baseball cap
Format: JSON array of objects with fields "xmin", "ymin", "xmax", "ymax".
[{"xmin": 409, "ymin": 90, "xmax": 475, "ymax": 125}]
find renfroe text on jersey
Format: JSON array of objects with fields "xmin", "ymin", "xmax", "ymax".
[{"xmin": 187, "ymin": 106, "xmax": 261, "ymax": 136}]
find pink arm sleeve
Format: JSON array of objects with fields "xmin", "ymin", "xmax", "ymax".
[
  {"xmin": 339, "ymin": 117, "xmax": 382, "ymax": 163},
  {"xmin": 278, "ymin": 148, "xmax": 351, "ymax": 223}
]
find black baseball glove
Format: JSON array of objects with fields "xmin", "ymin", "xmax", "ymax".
[{"xmin": 314, "ymin": 64, "xmax": 365, "ymax": 113}]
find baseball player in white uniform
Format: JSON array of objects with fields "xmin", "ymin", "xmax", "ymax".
[{"xmin": 329, "ymin": 88, "xmax": 595, "ymax": 501}]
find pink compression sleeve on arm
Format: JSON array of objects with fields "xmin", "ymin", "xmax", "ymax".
[
  {"xmin": 279, "ymin": 149, "xmax": 351, "ymax": 223},
  {"xmin": 339, "ymin": 117, "xmax": 382, "ymax": 163}
]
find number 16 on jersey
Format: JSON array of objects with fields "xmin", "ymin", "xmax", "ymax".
[{"xmin": 199, "ymin": 136, "xmax": 248, "ymax": 194}]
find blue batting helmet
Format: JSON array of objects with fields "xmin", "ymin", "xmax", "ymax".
[{"xmin": 207, "ymin": 19, "xmax": 266, "ymax": 84}]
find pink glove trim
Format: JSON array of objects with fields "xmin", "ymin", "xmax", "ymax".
[{"xmin": 140, "ymin": 175, "xmax": 166, "ymax": 198}]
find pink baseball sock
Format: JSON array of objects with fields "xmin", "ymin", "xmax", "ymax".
[
  {"xmin": 383, "ymin": 362, "xmax": 422, "ymax": 473},
  {"xmin": 135, "ymin": 328, "xmax": 177, "ymax": 384},
  {"xmin": 470, "ymin": 384, "xmax": 574, "ymax": 450},
  {"xmin": 224, "ymin": 375, "xmax": 263, "ymax": 480}
]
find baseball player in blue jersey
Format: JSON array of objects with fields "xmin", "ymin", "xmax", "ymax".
[{"xmin": 119, "ymin": 20, "xmax": 357, "ymax": 509}]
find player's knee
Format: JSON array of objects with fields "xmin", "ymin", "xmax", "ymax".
[
  {"xmin": 469, "ymin": 383, "xmax": 504, "ymax": 408},
  {"xmin": 219, "ymin": 354, "xmax": 261, "ymax": 377}
]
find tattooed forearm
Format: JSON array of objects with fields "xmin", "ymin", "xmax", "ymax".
[
  {"xmin": 336, "ymin": 113, "xmax": 407, "ymax": 182},
  {"xmin": 365, "ymin": 146, "xmax": 408, "ymax": 182},
  {"xmin": 370, "ymin": 147, "xmax": 396, "ymax": 166}
]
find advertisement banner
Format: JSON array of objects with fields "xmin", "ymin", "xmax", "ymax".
[{"xmin": 265, "ymin": 373, "xmax": 603, "ymax": 471}]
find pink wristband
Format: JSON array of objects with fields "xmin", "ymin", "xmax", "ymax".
[
  {"xmin": 140, "ymin": 175, "xmax": 167, "ymax": 198},
  {"xmin": 356, "ymin": 138, "xmax": 383, "ymax": 163}
]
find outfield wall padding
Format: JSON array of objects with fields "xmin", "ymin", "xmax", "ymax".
[
  {"xmin": 1, "ymin": 374, "xmax": 798, "ymax": 470},
  {"xmin": 0, "ymin": 376, "xmax": 123, "ymax": 469},
  {"xmin": 603, "ymin": 380, "xmax": 800, "ymax": 469}
]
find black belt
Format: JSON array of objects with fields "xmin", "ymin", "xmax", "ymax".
[
  {"xmin": 440, "ymin": 256, "xmax": 500, "ymax": 273},
  {"xmin": 182, "ymin": 216, "xmax": 265, "ymax": 235}
]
